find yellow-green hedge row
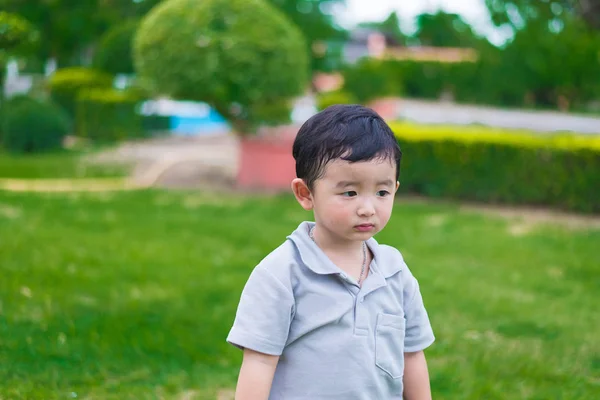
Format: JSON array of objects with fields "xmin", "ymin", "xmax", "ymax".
[
  {"xmin": 76, "ymin": 89, "xmax": 143, "ymax": 142},
  {"xmin": 390, "ymin": 122, "xmax": 600, "ymax": 213}
]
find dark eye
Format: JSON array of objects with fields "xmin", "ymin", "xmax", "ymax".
[
  {"xmin": 377, "ymin": 190, "xmax": 390, "ymax": 197},
  {"xmin": 342, "ymin": 191, "xmax": 357, "ymax": 197}
]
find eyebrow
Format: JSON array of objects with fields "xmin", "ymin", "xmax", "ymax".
[
  {"xmin": 335, "ymin": 179, "xmax": 395, "ymax": 188},
  {"xmin": 377, "ymin": 179, "xmax": 395, "ymax": 187}
]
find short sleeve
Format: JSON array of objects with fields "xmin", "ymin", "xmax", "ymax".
[
  {"xmin": 227, "ymin": 266, "xmax": 295, "ymax": 356},
  {"xmin": 402, "ymin": 267, "xmax": 435, "ymax": 353}
]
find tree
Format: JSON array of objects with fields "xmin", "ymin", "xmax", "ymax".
[
  {"xmin": 413, "ymin": 11, "xmax": 484, "ymax": 48},
  {"xmin": 101, "ymin": 0, "xmax": 163, "ymax": 19},
  {"xmin": 133, "ymin": 0, "xmax": 309, "ymax": 133},
  {"xmin": 359, "ymin": 11, "xmax": 406, "ymax": 45},
  {"xmin": 503, "ymin": 16, "xmax": 600, "ymax": 108},
  {"xmin": 110, "ymin": 0, "xmax": 348, "ymax": 73},
  {"xmin": 0, "ymin": 0, "xmax": 114, "ymax": 67},
  {"xmin": 0, "ymin": 11, "xmax": 38, "ymax": 90},
  {"xmin": 0, "ymin": 12, "xmax": 38, "ymax": 136},
  {"xmin": 93, "ymin": 19, "xmax": 139, "ymax": 75},
  {"xmin": 0, "ymin": 11, "xmax": 38, "ymax": 51},
  {"xmin": 484, "ymin": 0, "xmax": 600, "ymax": 31},
  {"xmin": 268, "ymin": 0, "xmax": 347, "ymax": 72}
]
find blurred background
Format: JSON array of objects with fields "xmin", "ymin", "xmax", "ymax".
[{"xmin": 0, "ymin": 0, "xmax": 599, "ymax": 399}]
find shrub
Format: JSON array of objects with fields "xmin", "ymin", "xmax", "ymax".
[
  {"xmin": 341, "ymin": 58, "xmax": 402, "ymax": 104},
  {"xmin": 378, "ymin": 60, "xmax": 477, "ymax": 101},
  {"xmin": 76, "ymin": 89, "xmax": 143, "ymax": 142},
  {"xmin": 315, "ymin": 90, "xmax": 357, "ymax": 111},
  {"xmin": 1, "ymin": 95, "xmax": 70, "ymax": 153},
  {"xmin": 48, "ymin": 67, "xmax": 113, "ymax": 117},
  {"xmin": 133, "ymin": 0, "xmax": 309, "ymax": 133},
  {"xmin": 390, "ymin": 122, "xmax": 600, "ymax": 213},
  {"xmin": 93, "ymin": 20, "xmax": 139, "ymax": 76}
]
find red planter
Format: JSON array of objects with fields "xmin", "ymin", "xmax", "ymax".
[{"xmin": 236, "ymin": 126, "xmax": 298, "ymax": 191}]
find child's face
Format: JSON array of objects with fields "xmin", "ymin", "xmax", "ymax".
[{"xmin": 311, "ymin": 157, "xmax": 398, "ymax": 243}]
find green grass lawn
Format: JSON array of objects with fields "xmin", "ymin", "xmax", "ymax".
[
  {"xmin": 0, "ymin": 190, "xmax": 598, "ymax": 399},
  {"xmin": 0, "ymin": 150, "xmax": 129, "ymax": 179}
]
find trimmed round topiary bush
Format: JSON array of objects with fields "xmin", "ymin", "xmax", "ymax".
[
  {"xmin": 1, "ymin": 95, "xmax": 71, "ymax": 153},
  {"xmin": 93, "ymin": 20, "xmax": 139, "ymax": 76},
  {"xmin": 133, "ymin": 0, "xmax": 309, "ymax": 133},
  {"xmin": 48, "ymin": 67, "xmax": 114, "ymax": 117}
]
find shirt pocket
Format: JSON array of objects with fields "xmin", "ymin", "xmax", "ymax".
[{"xmin": 375, "ymin": 313, "xmax": 405, "ymax": 379}]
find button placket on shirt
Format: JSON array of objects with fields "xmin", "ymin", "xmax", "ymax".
[
  {"xmin": 357, "ymin": 262, "xmax": 389, "ymax": 336},
  {"xmin": 353, "ymin": 275, "xmax": 372, "ymax": 336}
]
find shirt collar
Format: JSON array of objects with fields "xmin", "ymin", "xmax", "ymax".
[{"xmin": 287, "ymin": 221, "xmax": 401, "ymax": 278}]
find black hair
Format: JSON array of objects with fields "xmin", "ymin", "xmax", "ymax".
[{"xmin": 292, "ymin": 104, "xmax": 402, "ymax": 190}]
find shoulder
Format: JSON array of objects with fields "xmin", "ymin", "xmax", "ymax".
[
  {"xmin": 248, "ymin": 239, "xmax": 300, "ymax": 292},
  {"xmin": 371, "ymin": 242, "xmax": 411, "ymax": 277},
  {"xmin": 376, "ymin": 243, "xmax": 407, "ymax": 265},
  {"xmin": 372, "ymin": 241, "xmax": 426, "ymax": 301}
]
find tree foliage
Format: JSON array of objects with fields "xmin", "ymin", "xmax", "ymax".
[
  {"xmin": 414, "ymin": 11, "xmax": 485, "ymax": 47},
  {"xmin": 0, "ymin": 11, "xmax": 38, "ymax": 53},
  {"xmin": 93, "ymin": 19, "xmax": 139, "ymax": 75},
  {"xmin": 134, "ymin": 0, "xmax": 309, "ymax": 133},
  {"xmin": 359, "ymin": 12, "xmax": 406, "ymax": 45},
  {"xmin": 484, "ymin": 0, "xmax": 600, "ymax": 31},
  {"xmin": 0, "ymin": 0, "xmax": 114, "ymax": 66},
  {"xmin": 0, "ymin": 0, "xmax": 344, "ymax": 73},
  {"xmin": 268, "ymin": 0, "xmax": 347, "ymax": 72},
  {"xmin": 486, "ymin": 16, "xmax": 600, "ymax": 108}
]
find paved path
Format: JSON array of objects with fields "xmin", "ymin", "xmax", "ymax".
[
  {"xmin": 397, "ymin": 99, "xmax": 600, "ymax": 134},
  {"xmin": 0, "ymin": 133, "xmax": 239, "ymax": 192},
  {"xmin": 91, "ymin": 133, "xmax": 239, "ymax": 189}
]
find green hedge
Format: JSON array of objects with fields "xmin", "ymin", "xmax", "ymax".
[
  {"xmin": 48, "ymin": 67, "xmax": 114, "ymax": 117},
  {"xmin": 390, "ymin": 122, "xmax": 600, "ymax": 213},
  {"xmin": 76, "ymin": 89, "xmax": 143, "ymax": 142}
]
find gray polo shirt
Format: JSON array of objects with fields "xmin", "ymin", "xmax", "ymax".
[{"xmin": 227, "ymin": 221, "xmax": 435, "ymax": 399}]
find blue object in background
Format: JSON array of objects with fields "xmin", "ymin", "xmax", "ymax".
[
  {"xmin": 170, "ymin": 112, "xmax": 229, "ymax": 136},
  {"xmin": 140, "ymin": 99, "xmax": 230, "ymax": 136}
]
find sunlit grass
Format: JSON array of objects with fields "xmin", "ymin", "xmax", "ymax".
[
  {"xmin": 0, "ymin": 150, "xmax": 129, "ymax": 179},
  {"xmin": 0, "ymin": 190, "xmax": 598, "ymax": 399}
]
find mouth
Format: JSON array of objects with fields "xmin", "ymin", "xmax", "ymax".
[{"xmin": 355, "ymin": 224, "xmax": 375, "ymax": 232}]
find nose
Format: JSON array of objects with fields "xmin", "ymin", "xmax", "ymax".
[{"xmin": 357, "ymin": 198, "xmax": 375, "ymax": 217}]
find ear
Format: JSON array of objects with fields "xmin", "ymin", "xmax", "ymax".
[
  {"xmin": 395, "ymin": 181, "xmax": 400, "ymax": 192},
  {"xmin": 291, "ymin": 178, "xmax": 314, "ymax": 210}
]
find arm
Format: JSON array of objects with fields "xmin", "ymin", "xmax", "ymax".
[
  {"xmin": 403, "ymin": 351, "xmax": 432, "ymax": 400},
  {"xmin": 235, "ymin": 348, "xmax": 280, "ymax": 400}
]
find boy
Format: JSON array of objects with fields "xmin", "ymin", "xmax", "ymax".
[{"xmin": 227, "ymin": 104, "xmax": 435, "ymax": 399}]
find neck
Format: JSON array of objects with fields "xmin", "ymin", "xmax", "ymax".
[
  {"xmin": 310, "ymin": 223, "xmax": 370, "ymax": 284},
  {"xmin": 310, "ymin": 224, "xmax": 365, "ymax": 254}
]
